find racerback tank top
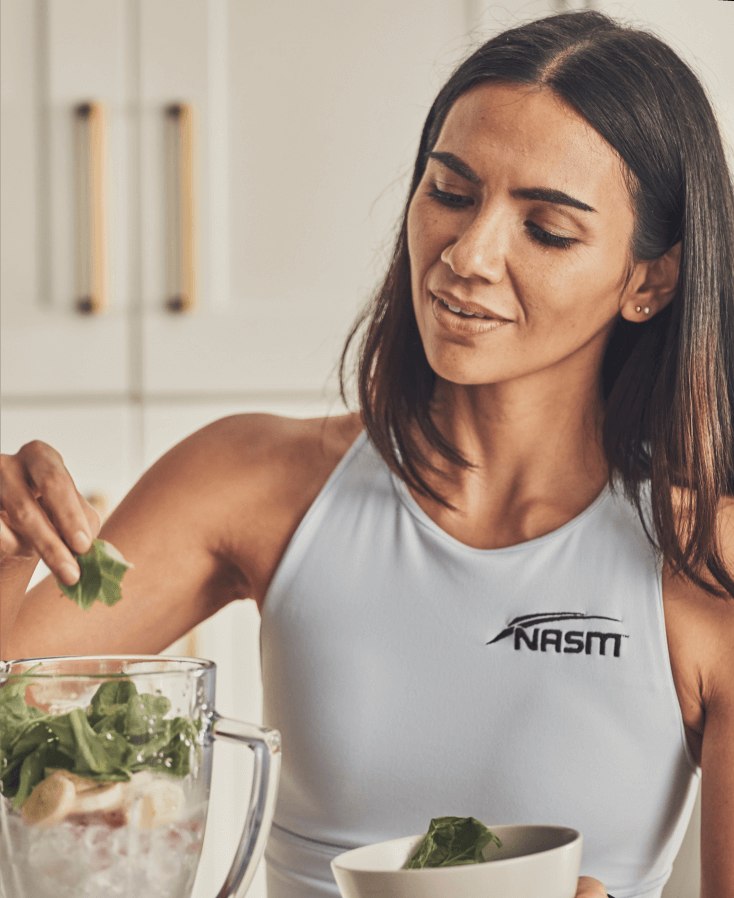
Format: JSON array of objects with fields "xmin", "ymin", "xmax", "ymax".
[{"xmin": 260, "ymin": 432, "xmax": 700, "ymax": 898}]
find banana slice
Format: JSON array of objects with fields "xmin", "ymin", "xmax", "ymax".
[
  {"xmin": 21, "ymin": 772, "xmax": 76, "ymax": 827},
  {"xmin": 47, "ymin": 770, "xmax": 99, "ymax": 793},
  {"xmin": 131, "ymin": 778, "xmax": 186, "ymax": 829},
  {"xmin": 70, "ymin": 781, "xmax": 124, "ymax": 814}
]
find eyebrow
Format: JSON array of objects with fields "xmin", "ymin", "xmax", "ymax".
[{"xmin": 427, "ymin": 151, "xmax": 598, "ymax": 213}]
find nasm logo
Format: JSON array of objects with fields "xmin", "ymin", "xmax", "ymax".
[{"xmin": 486, "ymin": 612, "xmax": 629, "ymax": 658}]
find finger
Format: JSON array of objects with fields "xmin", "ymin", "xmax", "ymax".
[
  {"xmin": 0, "ymin": 510, "xmax": 33, "ymax": 557},
  {"xmin": 0, "ymin": 456, "xmax": 81, "ymax": 585},
  {"xmin": 77, "ymin": 491, "xmax": 102, "ymax": 540},
  {"xmin": 575, "ymin": 877, "xmax": 609, "ymax": 897},
  {"xmin": 18, "ymin": 443, "xmax": 93, "ymax": 554}
]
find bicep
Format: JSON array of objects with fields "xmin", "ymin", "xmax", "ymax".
[
  {"xmin": 699, "ymin": 498, "xmax": 734, "ymax": 898},
  {"xmin": 8, "ymin": 425, "xmax": 249, "ymax": 658}
]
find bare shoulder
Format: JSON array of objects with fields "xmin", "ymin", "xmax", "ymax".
[
  {"xmin": 662, "ymin": 496, "xmax": 734, "ymax": 763},
  {"xmin": 181, "ymin": 411, "xmax": 364, "ymax": 605},
  {"xmin": 115, "ymin": 410, "xmax": 361, "ymax": 551},
  {"xmin": 663, "ymin": 497, "xmax": 734, "ymax": 897},
  {"xmin": 180, "ymin": 410, "xmax": 363, "ymax": 494}
]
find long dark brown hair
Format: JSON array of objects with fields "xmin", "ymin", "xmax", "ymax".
[{"xmin": 340, "ymin": 10, "xmax": 734, "ymax": 597}]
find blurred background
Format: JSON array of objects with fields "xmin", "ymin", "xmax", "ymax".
[{"xmin": 1, "ymin": 0, "xmax": 731, "ymax": 895}]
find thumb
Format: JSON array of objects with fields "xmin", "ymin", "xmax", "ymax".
[{"xmin": 576, "ymin": 877, "xmax": 609, "ymax": 897}]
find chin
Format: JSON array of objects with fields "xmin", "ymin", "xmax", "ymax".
[{"xmin": 425, "ymin": 353, "xmax": 502, "ymax": 387}]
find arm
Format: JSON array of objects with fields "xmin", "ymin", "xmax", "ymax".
[
  {"xmin": 700, "ymin": 635, "xmax": 734, "ymax": 898},
  {"xmin": 699, "ymin": 502, "xmax": 734, "ymax": 898},
  {"xmin": 1, "ymin": 415, "xmax": 288, "ymax": 658},
  {"xmin": 668, "ymin": 500, "xmax": 734, "ymax": 898},
  {"xmin": 2, "ymin": 417, "xmax": 252, "ymax": 658},
  {"xmin": 2, "ymin": 412, "xmax": 360, "ymax": 659}
]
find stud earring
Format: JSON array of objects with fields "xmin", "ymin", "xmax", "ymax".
[{"xmin": 634, "ymin": 305, "xmax": 651, "ymax": 315}]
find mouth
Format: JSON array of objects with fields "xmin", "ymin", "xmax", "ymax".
[{"xmin": 429, "ymin": 292, "xmax": 513, "ymax": 334}]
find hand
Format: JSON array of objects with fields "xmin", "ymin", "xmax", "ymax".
[
  {"xmin": 575, "ymin": 877, "xmax": 609, "ymax": 897},
  {"xmin": 0, "ymin": 441, "xmax": 100, "ymax": 585}
]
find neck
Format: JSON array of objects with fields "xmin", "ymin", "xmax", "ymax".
[
  {"xmin": 413, "ymin": 373, "xmax": 610, "ymax": 547},
  {"xmin": 433, "ymin": 375, "xmax": 607, "ymax": 483}
]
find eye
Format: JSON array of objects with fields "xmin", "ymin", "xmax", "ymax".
[
  {"xmin": 427, "ymin": 186, "xmax": 473, "ymax": 209},
  {"xmin": 525, "ymin": 221, "xmax": 576, "ymax": 250}
]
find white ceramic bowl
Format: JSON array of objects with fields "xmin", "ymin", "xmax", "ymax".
[{"xmin": 331, "ymin": 824, "xmax": 582, "ymax": 898}]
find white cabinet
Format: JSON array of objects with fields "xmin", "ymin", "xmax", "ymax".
[
  {"xmin": 1, "ymin": 0, "xmax": 477, "ymax": 401},
  {"xmin": 0, "ymin": 401, "xmax": 138, "ymax": 509},
  {"xmin": 139, "ymin": 1, "xmax": 475, "ymax": 396},
  {"xmin": 0, "ymin": 0, "xmax": 133, "ymax": 397}
]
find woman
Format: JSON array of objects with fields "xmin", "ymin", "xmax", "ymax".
[{"xmin": 1, "ymin": 10, "xmax": 732, "ymax": 898}]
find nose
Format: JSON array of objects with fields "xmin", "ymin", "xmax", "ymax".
[{"xmin": 440, "ymin": 210, "xmax": 507, "ymax": 283}]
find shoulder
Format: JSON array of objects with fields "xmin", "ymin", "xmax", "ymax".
[
  {"xmin": 165, "ymin": 411, "xmax": 364, "ymax": 602},
  {"xmin": 153, "ymin": 410, "xmax": 363, "ymax": 486},
  {"xmin": 163, "ymin": 410, "xmax": 364, "ymax": 530},
  {"xmin": 662, "ymin": 496, "xmax": 734, "ymax": 753},
  {"xmin": 667, "ymin": 498, "xmax": 734, "ymax": 896}
]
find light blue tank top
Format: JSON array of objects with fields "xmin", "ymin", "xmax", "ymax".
[{"xmin": 260, "ymin": 432, "xmax": 700, "ymax": 898}]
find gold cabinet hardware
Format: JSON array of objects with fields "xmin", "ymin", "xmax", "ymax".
[
  {"xmin": 75, "ymin": 102, "xmax": 108, "ymax": 315},
  {"xmin": 165, "ymin": 103, "xmax": 197, "ymax": 313}
]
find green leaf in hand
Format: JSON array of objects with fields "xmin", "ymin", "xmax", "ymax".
[
  {"xmin": 404, "ymin": 816, "xmax": 503, "ymax": 869},
  {"xmin": 57, "ymin": 539, "xmax": 133, "ymax": 610}
]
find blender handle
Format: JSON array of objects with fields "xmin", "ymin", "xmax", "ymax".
[{"xmin": 211, "ymin": 715, "xmax": 282, "ymax": 898}]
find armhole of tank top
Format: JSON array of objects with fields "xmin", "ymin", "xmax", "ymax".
[
  {"xmin": 654, "ymin": 561, "xmax": 702, "ymax": 776},
  {"xmin": 261, "ymin": 430, "xmax": 368, "ymax": 620}
]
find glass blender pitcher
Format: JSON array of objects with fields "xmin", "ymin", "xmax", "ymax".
[{"xmin": 0, "ymin": 656, "xmax": 280, "ymax": 898}]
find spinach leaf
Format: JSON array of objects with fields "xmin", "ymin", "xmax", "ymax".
[
  {"xmin": 0, "ymin": 668, "xmax": 44, "ymax": 756},
  {"xmin": 89, "ymin": 679, "xmax": 139, "ymax": 721},
  {"xmin": 124, "ymin": 692, "xmax": 172, "ymax": 738},
  {"xmin": 67, "ymin": 708, "xmax": 130, "ymax": 775},
  {"xmin": 14, "ymin": 744, "xmax": 51, "ymax": 809},
  {"xmin": 0, "ymin": 675, "xmax": 201, "ymax": 809},
  {"xmin": 12, "ymin": 742, "xmax": 69, "ymax": 810},
  {"xmin": 404, "ymin": 816, "xmax": 503, "ymax": 869},
  {"xmin": 57, "ymin": 539, "xmax": 132, "ymax": 610}
]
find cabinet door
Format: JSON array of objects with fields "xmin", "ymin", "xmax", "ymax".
[
  {"xmin": 0, "ymin": 402, "xmax": 140, "ymax": 513},
  {"xmin": 139, "ymin": 0, "xmax": 474, "ymax": 398},
  {"xmin": 0, "ymin": 0, "xmax": 133, "ymax": 398}
]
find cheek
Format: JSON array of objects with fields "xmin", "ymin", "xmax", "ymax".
[
  {"xmin": 407, "ymin": 198, "xmax": 447, "ymax": 273},
  {"xmin": 517, "ymin": 251, "xmax": 624, "ymax": 324},
  {"xmin": 406, "ymin": 203, "xmax": 421, "ymax": 269}
]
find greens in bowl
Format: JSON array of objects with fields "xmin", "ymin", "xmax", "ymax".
[{"xmin": 404, "ymin": 816, "xmax": 502, "ymax": 868}]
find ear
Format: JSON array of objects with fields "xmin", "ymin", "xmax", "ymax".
[{"xmin": 620, "ymin": 242, "xmax": 681, "ymax": 323}]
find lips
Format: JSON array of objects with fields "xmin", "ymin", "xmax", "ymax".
[
  {"xmin": 429, "ymin": 292, "xmax": 513, "ymax": 335},
  {"xmin": 430, "ymin": 290, "xmax": 512, "ymax": 323}
]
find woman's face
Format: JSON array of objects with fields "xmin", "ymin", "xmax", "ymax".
[{"xmin": 407, "ymin": 82, "xmax": 638, "ymax": 389}]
